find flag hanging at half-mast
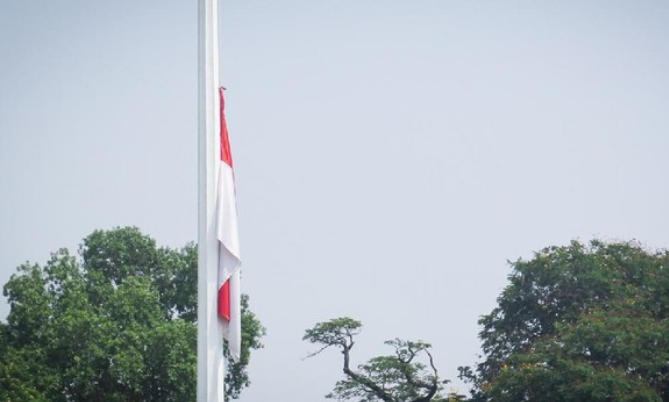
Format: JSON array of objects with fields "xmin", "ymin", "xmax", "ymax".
[{"xmin": 216, "ymin": 87, "xmax": 242, "ymax": 362}]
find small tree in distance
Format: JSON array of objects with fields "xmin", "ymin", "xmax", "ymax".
[{"xmin": 303, "ymin": 317, "xmax": 466, "ymax": 402}]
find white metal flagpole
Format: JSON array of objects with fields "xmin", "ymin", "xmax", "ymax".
[{"xmin": 198, "ymin": 0, "xmax": 224, "ymax": 401}]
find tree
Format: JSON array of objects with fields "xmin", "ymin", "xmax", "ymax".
[
  {"xmin": 0, "ymin": 227, "xmax": 265, "ymax": 402},
  {"xmin": 303, "ymin": 317, "xmax": 465, "ymax": 402},
  {"xmin": 459, "ymin": 240, "xmax": 669, "ymax": 402}
]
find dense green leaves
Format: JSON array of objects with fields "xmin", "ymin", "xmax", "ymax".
[
  {"xmin": 460, "ymin": 240, "xmax": 669, "ymax": 402},
  {"xmin": 0, "ymin": 227, "xmax": 265, "ymax": 401}
]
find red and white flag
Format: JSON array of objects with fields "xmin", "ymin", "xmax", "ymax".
[{"xmin": 216, "ymin": 87, "xmax": 242, "ymax": 361}]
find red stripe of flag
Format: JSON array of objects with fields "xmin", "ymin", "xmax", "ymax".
[{"xmin": 218, "ymin": 87, "xmax": 232, "ymax": 321}]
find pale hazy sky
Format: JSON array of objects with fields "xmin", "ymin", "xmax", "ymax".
[{"xmin": 2, "ymin": 1, "xmax": 669, "ymax": 401}]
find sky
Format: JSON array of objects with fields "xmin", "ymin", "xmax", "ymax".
[{"xmin": 1, "ymin": 1, "xmax": 669, "ymax": 400}]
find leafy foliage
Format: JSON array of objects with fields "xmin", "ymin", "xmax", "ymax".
[
  {"xmin": 304, "ymin": 317, "xmax": 465, "ymax": 402},
  {"xmin": 460, "ymin": 240, "xmax": 669, "ymax": 402},
  {"xmin": 0, "ymin": 227, "xmax": 265, "ymax": 401}
]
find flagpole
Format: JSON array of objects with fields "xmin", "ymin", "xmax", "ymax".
[{"xmin": 198, "ymin": 0, "xmax": 224, "ymax": 401}]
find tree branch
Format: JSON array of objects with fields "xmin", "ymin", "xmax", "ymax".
[
  {"xmin": 408, "ymin": 348, "xmax": 439, "ymax": 402},
  {"xmin": 342, "ymin": 344, "xmax": 395, "ymax": 402},
  {"xmin": 302, "ymin": 343, "xmax": 334, "ymax": 360}
]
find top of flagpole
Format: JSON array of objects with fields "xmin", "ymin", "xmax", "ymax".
[{"xmin": 197, "ymin": 0, "xmax": 224, "ymax": 401}]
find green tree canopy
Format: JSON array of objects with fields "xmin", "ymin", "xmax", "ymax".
[
  {"xmin": 460, "ymin": 240, "xmax": 669, "ymax": 402},
  {"xmin": 304, "ymin": 317, "xmax": 465, "ymax": 402},
  {"xmin": 0, "ymin": 227, "xmax": 265, "ymax": 402}
]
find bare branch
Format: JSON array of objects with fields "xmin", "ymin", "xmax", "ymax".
[
  {"xmin": 302, "ymin": 343, "xmax": 334, "ymax": 360},
  {"xmin": 426, "ymin": 349, "xmax": 438, "ymax": 378}
]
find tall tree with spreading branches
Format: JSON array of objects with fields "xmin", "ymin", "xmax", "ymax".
[{"xmin": 303, "ymin": 317, "xmax": 465, "ymax": 402}]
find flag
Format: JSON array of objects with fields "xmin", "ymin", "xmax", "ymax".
[{"xmin": 216, "ymin": 87, "xmax": 242, "ymax": 361}]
